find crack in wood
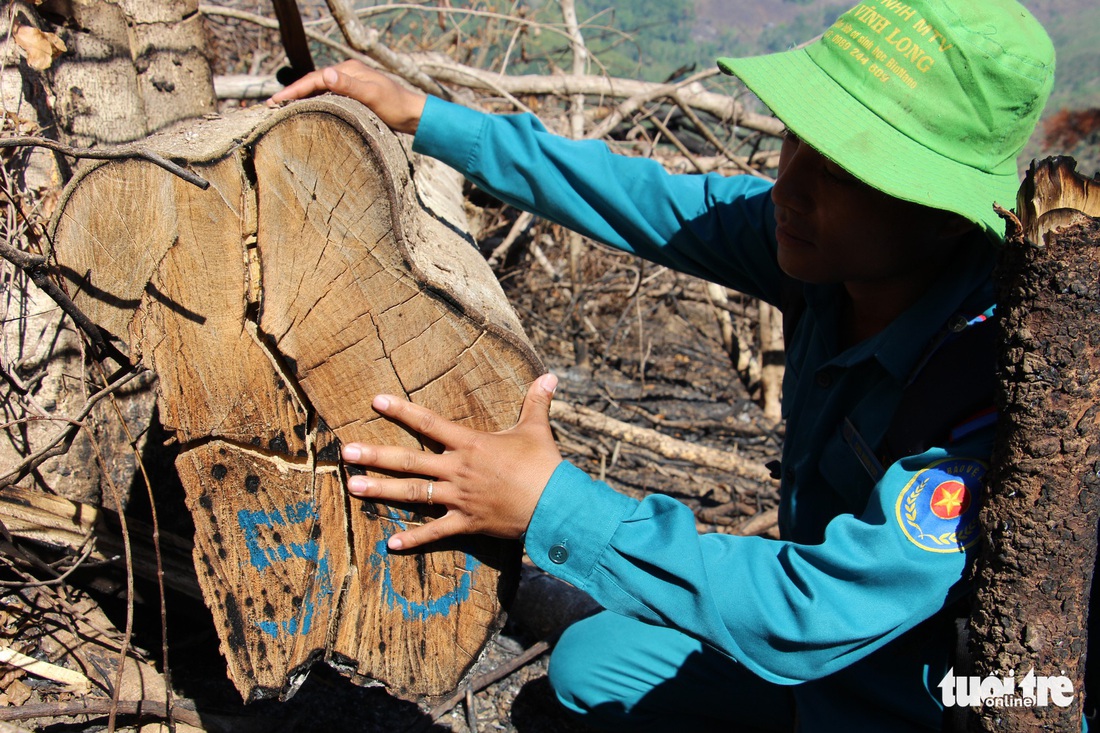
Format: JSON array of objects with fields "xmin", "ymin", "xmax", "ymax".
[
  {"xmin": 364, "ymin": 310, "xmax": 411, "ymax": 401},
  {"xmin": 178, "ymin": 436, "xmax": 339, "ymax": 473},
  {"xmin": 237, "ymin": 148, "xmax": 368, "ymax": 647}
]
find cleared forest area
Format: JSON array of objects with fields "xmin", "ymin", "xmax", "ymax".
[
  {"xmin": 0, "ymin": 1, "xmax": 786, "ymax": 730},
  {"xmin": 4, "ymin": 1, "xmax": 1097, "ymax": 731}
]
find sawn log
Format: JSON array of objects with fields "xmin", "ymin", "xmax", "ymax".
[{"xmin": 47, "ymin": 96, "xmax": 542, "ymax": 702}]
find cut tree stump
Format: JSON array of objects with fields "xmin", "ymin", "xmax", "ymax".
[
  {"xmin": 47, "ymin": 96, "xmax": 542, "ymax": 701},
  {"xmin": 966, "ymin": 158, "xmax": 1100, "ymax": 732}
]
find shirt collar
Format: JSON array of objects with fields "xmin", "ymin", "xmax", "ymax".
[{"xmin": 806, "ymin": 239, "xmax": 997, "ymax": 383}]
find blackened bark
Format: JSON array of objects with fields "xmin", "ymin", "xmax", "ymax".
[{"xmin": 968, "ymin": 159, "xmax": 1100, "ymax": 732}]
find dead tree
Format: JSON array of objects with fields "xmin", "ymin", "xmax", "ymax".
[
  {"xmin": 1, "ymin": 0, "xmax": 217, "ymax": 502},
  {"xmin": 967, "ymin": 158, "xmax": 1100, "ymax": 731},
  {"xmin": 47, "ymin": 96, "xmax": 542, "ymax": 701},
  {"xmin": 6, "ymin": 0, "xmax": 215, "ymax": 146}
]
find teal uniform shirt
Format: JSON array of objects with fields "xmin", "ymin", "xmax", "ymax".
[{"xmin": 413, "ymin": 95, "xmax": 998, "ymax": 731}]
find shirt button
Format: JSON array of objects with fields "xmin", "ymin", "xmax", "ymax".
[
  {"xmin": 548, "ymin": 544, "xmax": 569, "ymax": 564},
  {"xmin": 815, "ymin": 371, "xmax": 833, "ymax": 388}
]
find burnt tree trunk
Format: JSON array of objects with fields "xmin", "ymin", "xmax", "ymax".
[
  {"xmin": 47, "ymin": 96, "xmax": 542, "ymax": 702},
  {"xmin": 967, "ymin": 158, "xmax": 1100, "ymax": 731}
]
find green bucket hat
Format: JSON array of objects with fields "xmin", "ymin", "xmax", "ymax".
[{"xmin": 718, "ymin": 0, "xmax": 1055, "ymax": 239}]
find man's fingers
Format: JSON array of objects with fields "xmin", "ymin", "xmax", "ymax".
[
  {"xmin": 515, "ymin": 373, "xmax": 558, "ymax": 431},
  {"xmin": 341, "ymin": 441, "xmax": 445, "ymax": 478},
  {"xmin": 371, "ymin": 394, "xmax": 469, "ymax": 446},
  {"xmin": 268, "ymin": 67, "xmax": 332, "ymax": 103},
  {"xmin": 268, "ymin": 61, "xmax": 425, "ymax": 134},
  {"xmin": 387, "ymin": 514, "xmax": 465, "ymax": 551},
  {"xmin": 347, "ymin": 475, "xmax": 440, "ymax": 506},
  {"xmin": 320, "ymin": 68, "xmax": 375, "ymax": 102},
  {"xmin": 270, "ymin": 61, "xmax": 371, "ymax": 103}
]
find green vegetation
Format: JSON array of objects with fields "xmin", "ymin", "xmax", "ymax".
[
  {"xmin": 573, "ymin": 0, "xmax": 697, "ymax": 80},
  {"xmin": 511, "ymin": 0, "xmax": 722, "ymax": 82}
]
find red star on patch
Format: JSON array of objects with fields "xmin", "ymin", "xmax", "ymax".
[{"xmin": 930, "ymin": 480, "xmax": 970, "ymax": 520}]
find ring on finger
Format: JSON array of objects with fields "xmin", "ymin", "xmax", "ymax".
[{"xmin": 426, "ymin": 481, "xmax": 434, "ymax": 506}]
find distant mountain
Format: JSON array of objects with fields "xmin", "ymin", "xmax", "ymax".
[
  {"xmin": 1021, "ymin": 0, "xmax": 1100, "ymax": 112},
  {"xmin": 692, "ymin": 0, "xmax": 846, "ymax": 53},
  {"xmin": 690, "ymin": 0, "xmax": 1100, "ymax": 113}
]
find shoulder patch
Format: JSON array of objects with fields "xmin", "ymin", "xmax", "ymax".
[{"xmin": 895, "ymin": 458, "xmax": 986, "ymax": 553}]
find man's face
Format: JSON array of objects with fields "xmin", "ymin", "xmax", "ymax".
[{"xmin": 771, "ymin": 132, "xmax": 961, "ymax": 287}]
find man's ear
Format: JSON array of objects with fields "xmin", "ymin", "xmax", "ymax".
[{"xmin": 937, "ymin": 213, "xmax": 978, "ymax": 240}]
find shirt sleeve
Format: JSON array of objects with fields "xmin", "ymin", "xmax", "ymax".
[
  {"xmin": 524, "ymin": 428, "xmax": 993, "ymax": 686},
  {"xmin": 412, "ymin": 95, "xmax": 784, "ymax": 304}
]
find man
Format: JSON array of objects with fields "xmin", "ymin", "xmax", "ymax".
[{"xmin": 272, "ymin": 0, "xmax": 1055, "ymax": 729}]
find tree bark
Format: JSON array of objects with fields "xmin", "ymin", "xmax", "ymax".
[
  {"xmin": 47, "ymin": 96, "xmax": 542, "ymax": 702},
  {"xmin": 1, "ymin": 0, "xmax": 217, "ymax": 505},
  {"xmin": 967, "ymin": 158, "xmax": 1100, "ymax": 731},
  {"xmin": 36, "ymin": 0, "xmax": 216, "ymax": 146}
]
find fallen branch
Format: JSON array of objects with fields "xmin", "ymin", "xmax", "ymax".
[
  {"xmin": 586, "ymin": 67, "xmax": 720, "ymax": 140},
  {"xmin": 0, "ymin": 646, "xmax": 91, "ymax": 694},
  {"xmin": 0, "ymin": 137, "xmax": 208, "ymax": 189},
  {"xmin": 620, "ymin": 401, "xmax": 772, "ymax": 439},
  {"xmin": 415, "ymin": 57, "xmax": 784, "ymax": 136},
  {"xmin": 550, "ymin": 401, "xmax": 775, "ymax": 483},
  {"xmin": 695, "ymin": 499, "xmax": 757, "ymax": 527},
  {"xmin": 0, "ymin": 485, "xmax": 203, "ymax": 599},
  {"xmin": 674, "ymin": 92, "xmax": 772, "ymax": 180},
  {"xmin": 486, "ymin": 210, "xmax": 535, "ymax": 269},
  {"xmin": 0, "ymin": 699, "xmax": 207, "ymax": 730},
  {"xmin": 647, "ymin": 110, "xmax": 707, "ymax": 174},
  {"xmin": 209, "ymin": 63, "xmax": 783, "ymax": 137},
  {"xmin": 732, "ymin": 507, "xmax": 780, "ymax": 537},
  {"xmin": 0, "ymin": 486, "xmax": 98, "ymax": 549},
  {"xmin": 214, "ymin": 73, "xmax": 286, "ymax": 100}
]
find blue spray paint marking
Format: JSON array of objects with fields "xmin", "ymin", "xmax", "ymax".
[
  {"xmin": 255, "ymin": 580, "xmax": 319, "ymax": 639},
  {"xmin": 367, "ymin": 507, "xmax": 480, "ymax": 621},
  {"xmin": 238, "ymin": 500, "xmax": 317, "ymax": 571},
  {"xmin": 236, "ymin": 499, "xmax": 332, "ymax": 639}
]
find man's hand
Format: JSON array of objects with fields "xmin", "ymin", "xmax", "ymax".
[
  {"xmin": 341, "ymin": 374, "xmax": 563, "ymax": 551},
  {"xmin": 268, "ymin": 60, "xmax": 427, "ymax": 135}
]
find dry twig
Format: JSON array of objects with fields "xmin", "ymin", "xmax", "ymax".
[
  {"xmin": 412, "ymin": 640, "xmax": 552, "ymax": 731},
  {"xmin": 0, "ymin": 699, "xmax": 209, "ymax": 730},
  {"xmin": 0, "ymin": 137, "xmax": 208, "ymax": 190},
  {"xmin": 0, "ymin": 368, "xmax": 146, "ymax": 489}
]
